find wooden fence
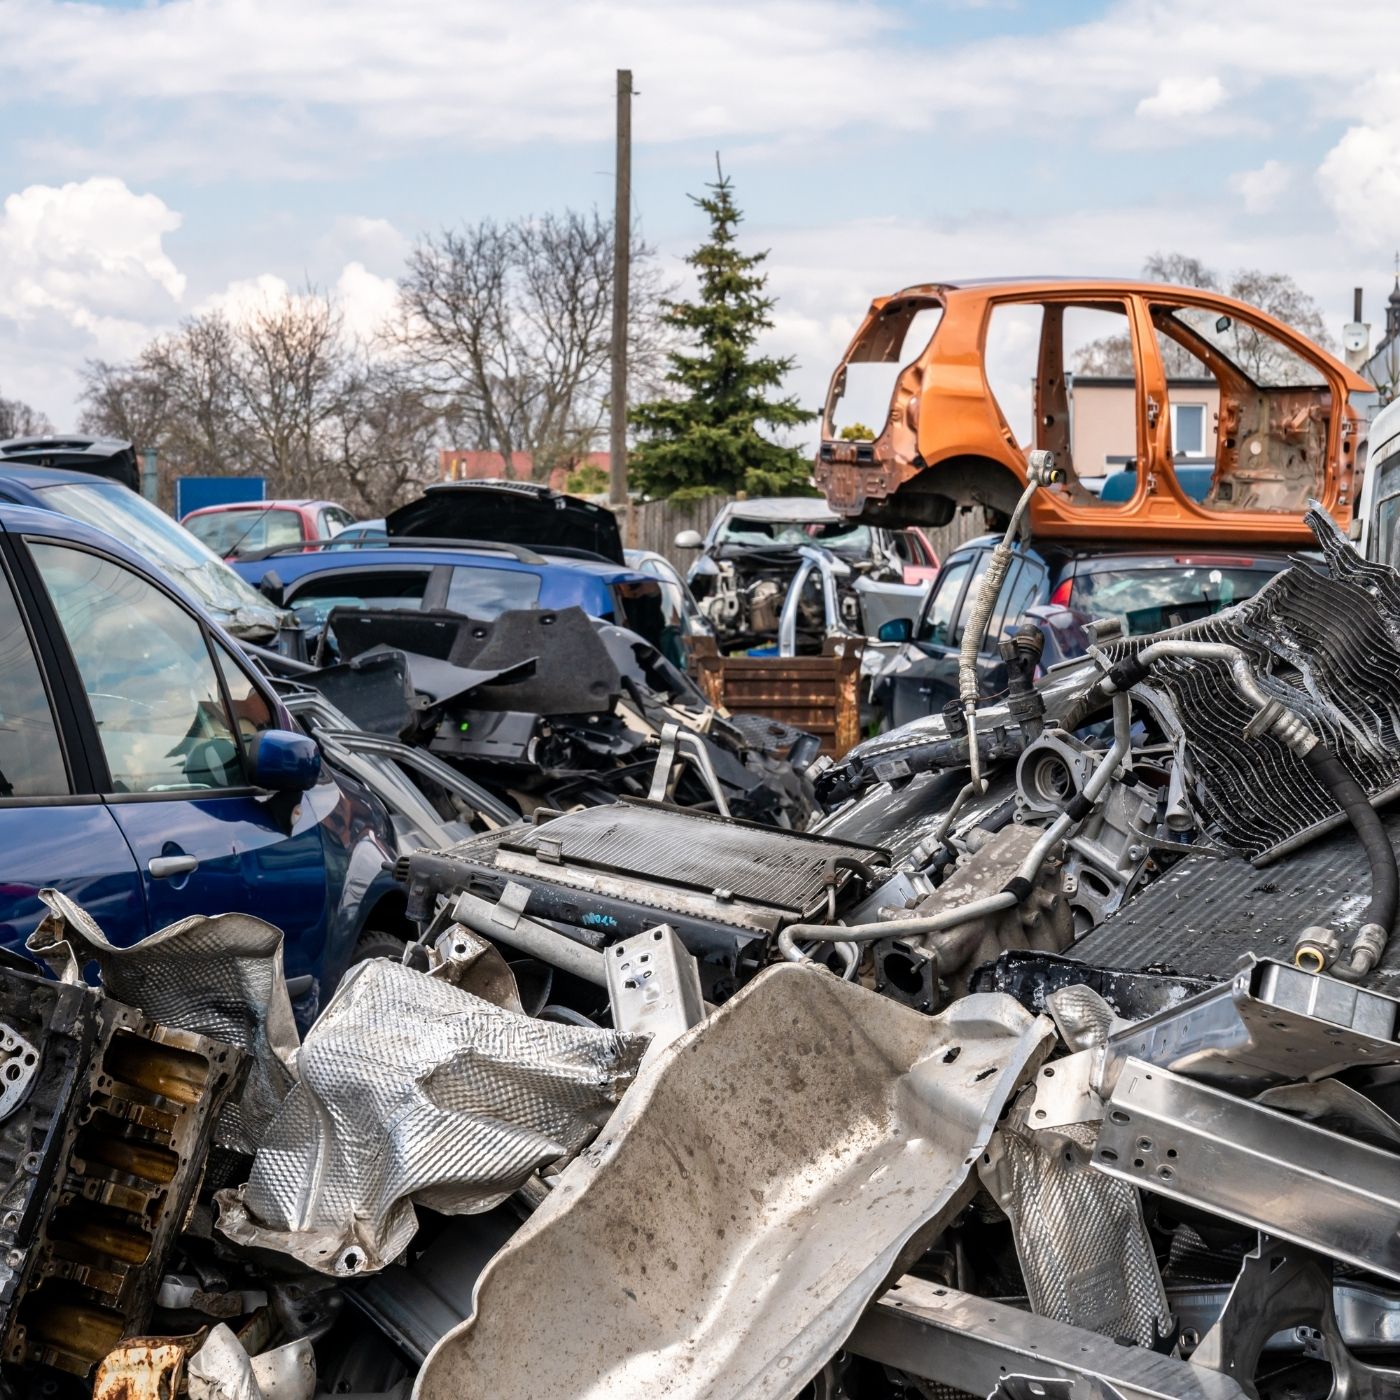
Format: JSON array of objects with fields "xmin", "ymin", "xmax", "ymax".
[{"xmin": 611, "ymin": 494, "xmax": 987, "ymax": 572}]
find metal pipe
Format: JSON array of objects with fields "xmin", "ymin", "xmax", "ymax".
[
  {"xmin": 452, "ymin": 890, "xmax": 608, "ymax": 986},
  {"xmin": 779, "ymin": 691, "xmax": 1131, "ymax": 964},
  {"xmin": 958, "ymin": 452, "xmax": 1057, "ymax": 792}
]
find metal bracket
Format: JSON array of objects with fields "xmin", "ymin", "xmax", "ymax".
[
  {"xmin": 1094, "ymin": 1058, "xmax": 1400, "ymax": 1282},
  {"xmin": 0, "ymin": 1021, "xmax": 38, "ymax": 1123},
  {"xmin": 604, "ymin": 924, "xmax": 705, "ymax": 1063},
  {"xmin": 1191, "ymin": 1235, "xmax": 1400, "ymax": 1399},
  {"xmin": 846, "ymin": 1276, "xmax": 1247, "ymax": 1399},
  {"xmin": 1097, "ymin": 955, "xmax": 1400, "ymax": 1097}
]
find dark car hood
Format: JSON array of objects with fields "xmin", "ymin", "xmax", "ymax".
[{"xmin": 386, "ymin": 484, "xmax": 625, "ymax": 565}]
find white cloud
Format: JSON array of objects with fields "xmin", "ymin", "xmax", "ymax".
[
  {"xmin": 0, "ymin": 0, "xmax": 1389, "ymax": 172},
  {"xmin": 0, "ymin": 177, "xmax": 184, "ymax": 346},
  {"xmin": 1136, "ymin": 75, "xmax": 1225, "ymax": 121},
  {"xmin": 336, "ymin": 262, "xmax": 400, "ymax": 345},
  {"xmin": 324, "ymin": 216, "xmax": 409, "ymax": 272},
  {"xmin": 1233, "ymin": 159, "xmax": 1292, "ymax": 213},
  {"xmin": 0, "ymin": 177, "xmax": 185, "ymax": 422},
  {"xmin": 196, "ymin": 272, "xmax": 295, "ymax": 323},
  {"xmin": 1318, "ymin": 122, "xmax": 1400, "ymax": 246}
]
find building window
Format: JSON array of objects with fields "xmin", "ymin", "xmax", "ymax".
[{"xmin": 1172, "ymin": 403, "xmax": 1206, "ymax": 456}]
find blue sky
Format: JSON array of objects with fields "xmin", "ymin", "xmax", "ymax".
[{"xmin": 1, "ymin": 0, "xmax": 1398, "ymax": 430}]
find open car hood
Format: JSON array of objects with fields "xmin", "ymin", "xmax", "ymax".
[{"xmin": 386, "ymin": 483, "xmax": 626, "ymax": 565}]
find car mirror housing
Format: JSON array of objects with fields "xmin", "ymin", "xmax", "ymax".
[
  {"xmin": 877, "ymin": 617, "xmax": 913, "ymax": 644},
  {"xmin": 258, "ymin": 570, "xmax": 286, "ymax": 608},
  {"xmin": 248, "ymin": 729, "xmax": 321, "ymax": 792},
  {"xmin": 674, "ymin": 530, "xmax": 704, "ymax": 550}
]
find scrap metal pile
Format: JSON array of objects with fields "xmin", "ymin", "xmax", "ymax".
[
  {"xmin": 272, "ymin": 601, "xmax": 820, "ymax": 833},
  {"xmin": 7, "ymin": 509, "xmax": 1400, "ymax": 1398}
]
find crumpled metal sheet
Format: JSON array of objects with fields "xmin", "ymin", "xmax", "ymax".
[
  {"xmin": 26, "ymin": 888, "xmax": 297, "ymax": 1153},
  {"xmin": 979, "ymin": 1091, "xmax": 1170, "ymax": 1348},
  {"xmin": 216, "ymin": 958, "xmax": 646, "ymax": 1276},
  {"xmin": 187, "ymin": 1323, "xmax": 316, "ymax": 1400},
  {"xmin": 414, "ymin": 966, "xmax": 1054, "ymax": 1400},
  {"xmin": 425, "ymin": 923, "xmax": 522, "ymax": 1010}
]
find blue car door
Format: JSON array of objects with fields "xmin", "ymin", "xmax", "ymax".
[
  {"xmin": 22, "ymin": 536, "xmax": 331, "ymax": 979},
  {"xmin": 0, "ymin": 534, "xmax": 147, "ymax": 947}
]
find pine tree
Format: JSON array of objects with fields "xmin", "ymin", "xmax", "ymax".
[{"xmin": 629, "ymin": 162, "xmax": 816, "ymax": 500}]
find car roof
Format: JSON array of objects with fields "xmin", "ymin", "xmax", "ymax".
[
  {"xmin": 185, "ymin": 499, "xmax": 330, "ymax": 515},
  {"xmin": 261, "ymin": 544, "xmax": 646, "ymax": 582},
  {"xmin": 718, "ymin": 497, "xmax": 840, "ymax": 523},
  {"xmin": 0, "ymin": 462, "xmax": 131, "ymax": 491}
]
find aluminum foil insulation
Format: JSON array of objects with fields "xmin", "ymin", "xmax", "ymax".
[
  {"xmin": 979, "ymin": 1093, "xmax": 1171, "ymax": 1348},
  {"xmin": 27, "ymin": 888, "xmax": 298, "ymax": 1153},
  {"xmin": 216, "ymin": 958, "xmax": 646, "ymax": 1276}
]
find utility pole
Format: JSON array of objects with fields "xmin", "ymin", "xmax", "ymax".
[{"xmin": 609, "ymin": 68, "xmax": 632, "ymax": 507}]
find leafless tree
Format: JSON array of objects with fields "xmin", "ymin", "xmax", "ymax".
[
  {"xmin": 226, "ymin": 290, "xmax": 348, "ymax": 496},
  {"xmin": 1074, "ymin": 254, "xmax": 1335, "ymax": 383},
  {"xmin": 399, "ymin": 210, "xmax": 669, "ymax": 480},
  {"xmin": 79, "ymin": 359, "xmax": 170, "ymax": 450},
  {"xmin": 0, "ymin": 392, "xmax": 54, "ymax": 440},
  {"xmin": 326, "ymin": 358, "xmax": 443, "ymax": 515}
]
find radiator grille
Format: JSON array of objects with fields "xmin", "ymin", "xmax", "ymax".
[
  {"xmin": 498, "ymin": 798, "xmax": 886, "ymax": 917},
  {"xmin": 1106, "ymin": 511, "xmax": 1400, "ymax": 859}
]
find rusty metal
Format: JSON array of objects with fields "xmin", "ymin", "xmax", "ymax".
[
  {"xmin": 0, "ymin": 960, "xmax": 242, "ymax": 1382},
  {"xmin": 816, "ymin": 278, "xmax": 1372, "ymax": 541},
  {"xmin": 688, "ymin": 634, "xmax": 863, "ymax": 756},
  {"xmin": 92, "ymin": 1335, "xmax": 199, "ymax": 1400}
]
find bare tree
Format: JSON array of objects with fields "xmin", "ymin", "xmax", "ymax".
[
  {"xmin": 1074, "ymin": 254, "xmax": 1335, "ymax": 382},
  {"xmin": 227, "ymin": 290, "xmax": 348, "ymax": 496},
  {"xmin": 0, "ymin": 392, "xmax": 54, "ymax": 440},
  {"xmin": 399, "ymin": 210, "xmax": 668, "ymax": 480},
  {"xmin": 79, "ymin": 359, "xmax": 170, "ymax": 450},
  {"xmin": 327, "ymin": 358, "xmax": 442, "ymax": 515}
]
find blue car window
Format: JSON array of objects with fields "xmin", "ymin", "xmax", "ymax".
[
  {"xmin": 917, "ymin": 558, "xmax": 971, "ymax": 646},
  {"xmin": 445, "ymin": 566, "xmax": 542, "ymax": 617},
  {"xmin": 0, "ymin": 566, "xmax": 68, "ymax": 797},
  {"xmin": 31, "ymin": 544, "xmax": 243, "ymax": 794}
]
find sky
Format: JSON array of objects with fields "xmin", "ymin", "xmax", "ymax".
[{"xmin": 3, "ymin": 0, "xmax": 1400, "ymax": 441}]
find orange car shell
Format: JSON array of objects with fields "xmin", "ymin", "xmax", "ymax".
[{"xmin": 816, "ymin": 279, "xmax": 1377, "ymax": 545}]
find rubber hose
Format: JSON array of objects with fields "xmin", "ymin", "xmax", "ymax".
[{"xmin": 1305, "ymin": 745, "xmax": 1398, "ymax": 954}]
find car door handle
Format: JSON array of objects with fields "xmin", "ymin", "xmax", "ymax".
[{"xmin": 148, "ymin": 855, "xmax": 199, "ymax": 879}]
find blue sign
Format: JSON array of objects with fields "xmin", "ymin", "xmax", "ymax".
[{"xmin": 176, "ymin": 476, "xmax": 265, "ymax": 520}]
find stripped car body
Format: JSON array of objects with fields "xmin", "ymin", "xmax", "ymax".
[{"xmin": 817, "ymin": 278, "xmax": 1376, "ymax": 542}]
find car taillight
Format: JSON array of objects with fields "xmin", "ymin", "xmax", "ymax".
[{"xmin": 1050, "ymin": 579, "xmax": 1073, "ymax": 607}]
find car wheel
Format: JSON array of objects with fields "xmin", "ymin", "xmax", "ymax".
[{"xmin": 350, "ymin": 928, "xmax": 409, "ymax": 964}]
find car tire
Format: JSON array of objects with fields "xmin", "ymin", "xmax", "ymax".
[{"xmin": 350, "ymin": 928, "xmax": 409, "ymax": 964}]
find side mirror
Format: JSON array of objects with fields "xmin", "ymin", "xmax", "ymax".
[
  {"xmin": 258, "ymin": 570, "xmax": 286, "ymax": 608},
  {"xmin": 248, "ymin": 729, "xmax": 321, "ymax": 792},
  {"xmin": 877, "ymin": 617, "xmax": 913, "ymax": 644},
  {"xmin": 674, "ymin": 529, "xmax": 704, "ymax": 550}
]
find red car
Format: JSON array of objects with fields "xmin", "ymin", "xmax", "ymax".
[{"xmin": 181, "ymin": 499, "xmax": 358, "ymax": 560}]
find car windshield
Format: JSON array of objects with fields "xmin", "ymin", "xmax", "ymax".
[
  {"xmin": 187, "ymin": 507, "xmax": 304, "ymax": 556},
  {"xmin": 289, "ymin": 571, "xmax": 432, "ymax": 629},
  {"xmin": 716, "ymin": 516, "xmax": 872, "ymax": 552},
  {"xmin": 36, "ymin": 482, "xmax": 286, "ymax": 632},
  {"xmin": 1069, "ymin": 564, "xmax": 1280, "ymax": 636}
]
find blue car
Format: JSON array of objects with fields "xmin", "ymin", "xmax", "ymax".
[
  {"xmin": 0, "ymin": 460, "xmax": 300, "ymax": 651},
  {"xmin": 0, "ymin": 503, "xmax": 403, "ymax": 1014},
  {"xmin": 236, "ymin": 541, "xmax": 668, "ymax": 654}
]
